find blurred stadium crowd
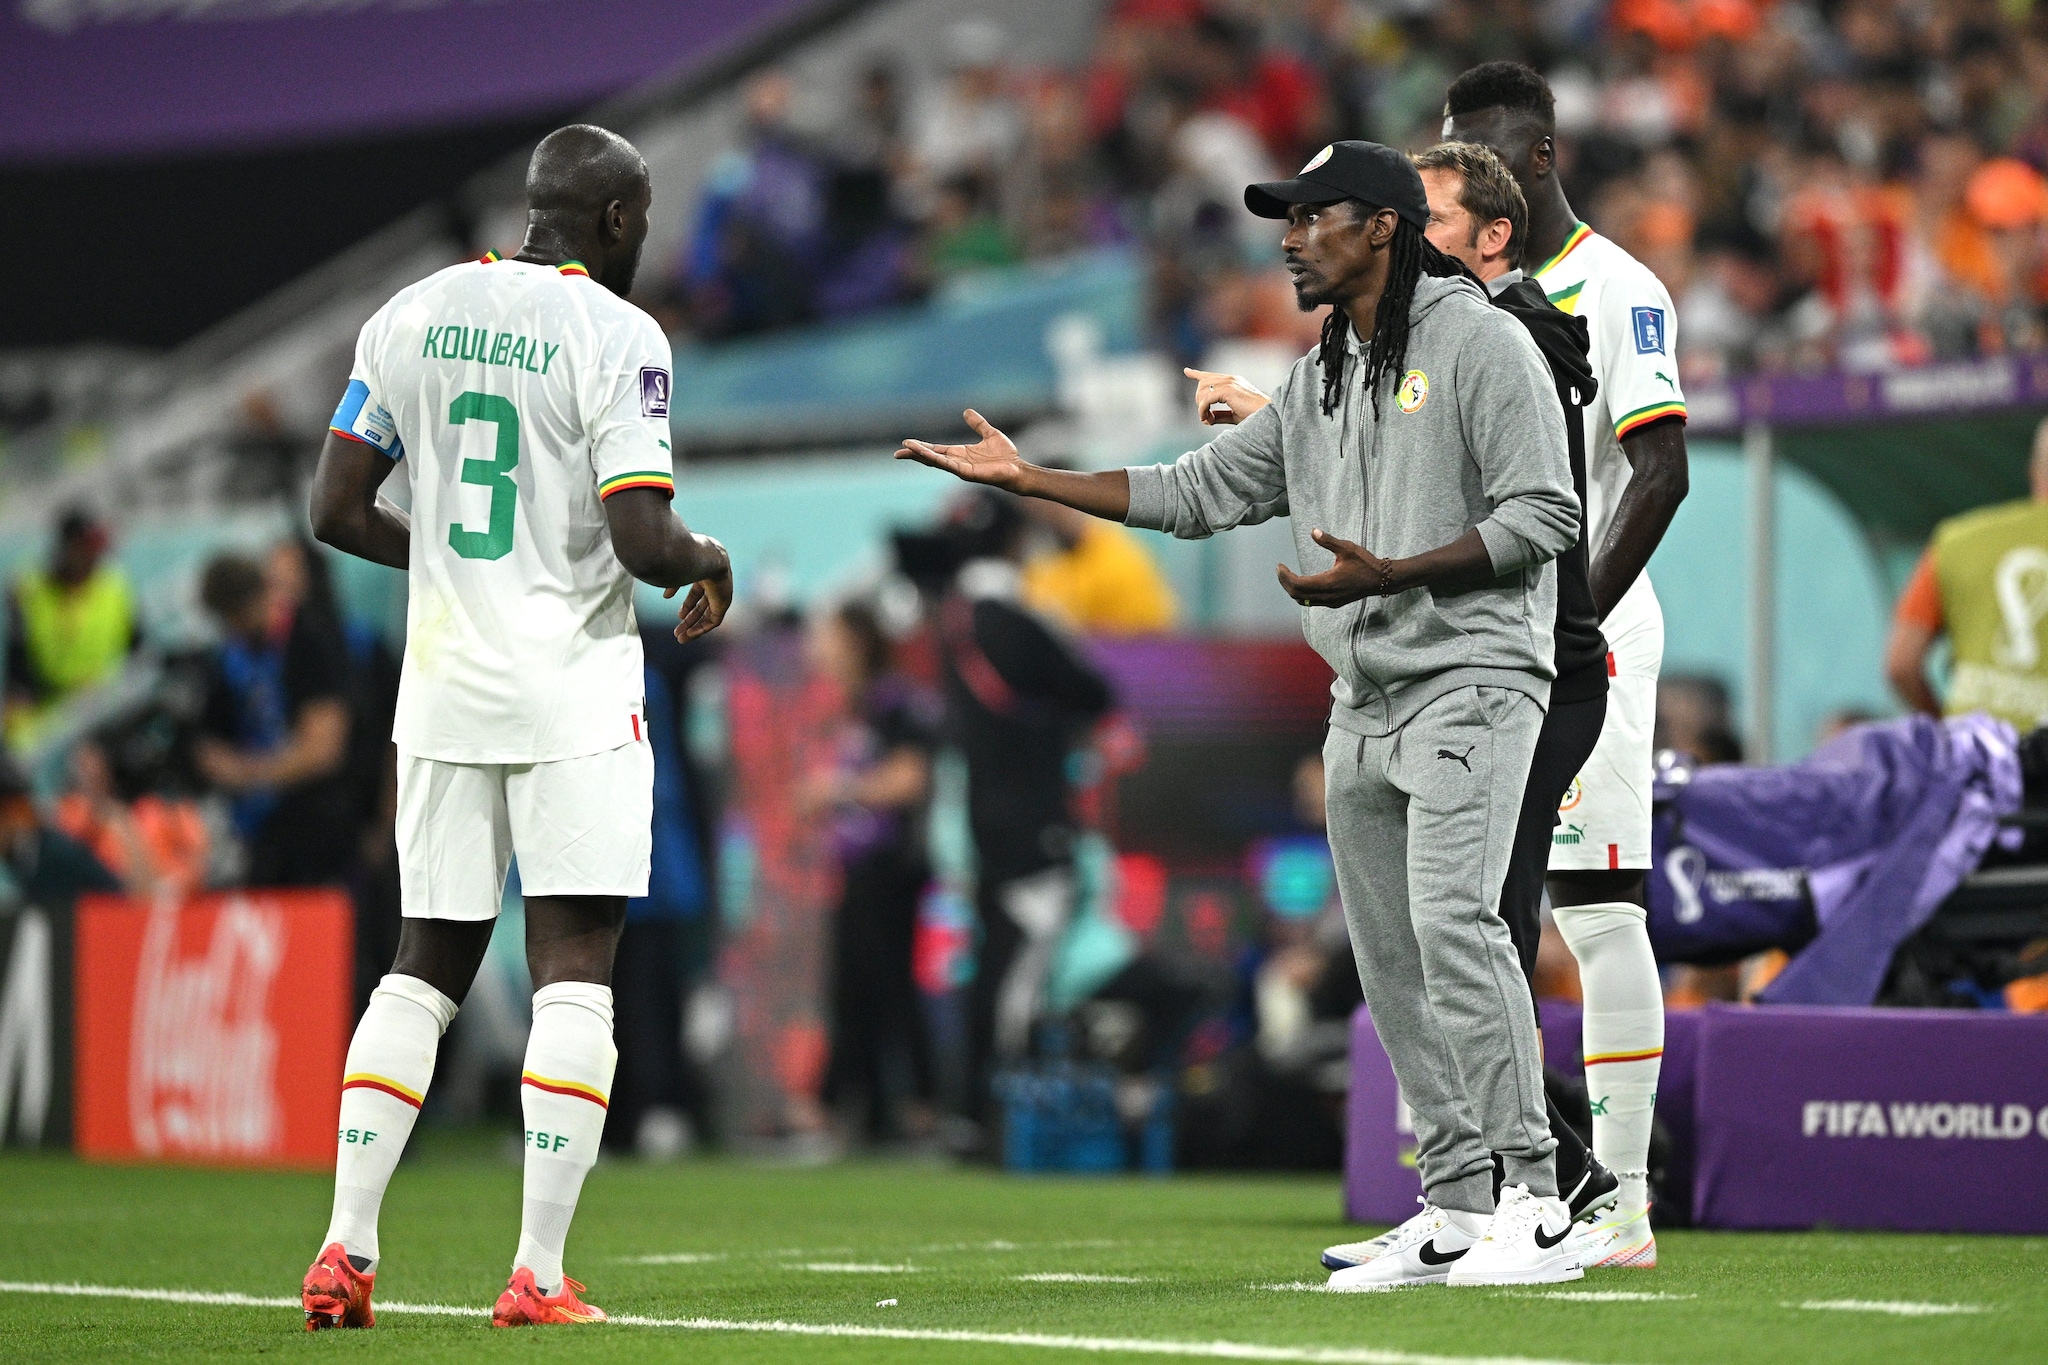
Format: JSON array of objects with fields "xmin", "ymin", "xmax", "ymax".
[{"xmin": 655, "ymin": 0, "xmax": 2048, "ymax": 380}]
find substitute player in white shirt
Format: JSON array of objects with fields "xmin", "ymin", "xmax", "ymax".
[
  {"xmin": 1446, "ymin": 63, "xmax": 1688, "ymax": 1270},
  {"xmin": 301, "ymin": 125, "xmax": 732, "ymax": 1331}
]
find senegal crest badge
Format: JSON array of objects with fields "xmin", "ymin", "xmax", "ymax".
[{"xmin": 1395, "ymin": 369, "xmax": 1429, "ymax": 414}]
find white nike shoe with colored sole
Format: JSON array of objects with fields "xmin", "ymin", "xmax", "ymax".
[
  {"xmin": 1446, "ymin": 1185, "xmax": 1582, "ymax": 1287},
  {"xmin": 1322, "ymin": 1199, "xmax": 1436, "ymax": 1271},
  {"xmin": 1570, "ymin": 1203, "xmax": 1657, "ymax": 1269},
  {"xmin": 1325, "ymin": 1204, "xmax": 1480, "ymax": 1290}
]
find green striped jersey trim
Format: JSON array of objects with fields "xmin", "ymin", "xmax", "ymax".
[
  {"xmin": 597, "ymin": 469, "xmax": 675, "ymax": 490},
  {"xmin": 1614, "ymin": 401, "xmax": 1688, "ymax": 437}
]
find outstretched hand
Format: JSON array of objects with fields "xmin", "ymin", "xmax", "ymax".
[
  {"xmin": 1184, "ymin": 368, "xmax": 1272, "ymax": 426},
  {"xmin": 895, "ymin": 410, "xmax": 1027, "ymax": 490},
  {"xmin": 1277, "ymin": 528, "xmax": 1394, "ymax": 608}
]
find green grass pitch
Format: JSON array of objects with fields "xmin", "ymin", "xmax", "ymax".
[{"xmin": 1, "ymin": 1134, "xmax": 2041, "ymax": 1364}]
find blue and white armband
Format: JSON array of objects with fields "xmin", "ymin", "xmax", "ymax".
[{"xmin": 330, "ymin": 379, "xmax": 404, "ymax": 459}]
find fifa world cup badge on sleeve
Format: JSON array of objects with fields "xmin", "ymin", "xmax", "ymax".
[
  {"xmin": 1631, "ymin": 307, "xmax": 1666, "ymax": 355},
  {"xmin": 640, "ymin": 367, "xmax": 670, "ymax": 418}
]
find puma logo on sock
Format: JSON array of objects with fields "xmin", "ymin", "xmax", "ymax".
[{"xmin": 1436, "ymin": 746, "xmax": 1474, "ymax": 770}]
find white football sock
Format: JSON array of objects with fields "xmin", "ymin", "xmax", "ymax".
[
  {"xmin": 321, "ymin": 974, "xmax": 457, "ymax": 1272},
  {"xmin": 515, "ymin": 981, "xmax": 617, "ymax": 1293},
  {"xmin": 1554, "ymin": 901, "xmax": 1663, "ymax": 1214}
]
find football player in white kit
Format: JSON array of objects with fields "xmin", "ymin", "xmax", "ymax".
[
  {"xmin": 301, "ymin": 125, "xmax": 732, "ymax": 1329},
  {"xmin": 1446, "ymin": 63, "xmax": 1689, "ymax": 1270}
]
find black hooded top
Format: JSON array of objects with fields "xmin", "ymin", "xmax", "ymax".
[{"xmin": 1491, "ymin": 275, "xmax": 1608, "ymax": 704}]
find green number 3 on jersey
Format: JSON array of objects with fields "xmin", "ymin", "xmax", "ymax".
[{"xmin": 447, "ymin": 390, "xmax": 520, "ymax": 561}]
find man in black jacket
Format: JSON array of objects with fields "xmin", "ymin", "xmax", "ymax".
[
  {"xmin": 1413, "ymin": 138, "xmax": 1615, "ymax": 1217},
  {"xmin": 937, "ymin": 490, "xmax": 1114, "ymax": 1142}
]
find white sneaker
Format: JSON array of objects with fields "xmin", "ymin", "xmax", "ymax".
[
  {"xmin": 1568, "ymin": 1203, "xmax": 1656, "ymax": 1269},
  {"xmin": 1321, "ymin": 1198, "xmax": 1432, "ymax": 1271},
  {"xmin": 1325, "ymin": 1204, "xmax": 1482, "ymax": 1290},
  {"xmin": 1446, "ymin": 1185, "xmax": 1582, "ymax": 1286}
]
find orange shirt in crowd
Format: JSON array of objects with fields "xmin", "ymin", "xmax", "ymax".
[
  {"xmin": 1893, "ymin": 548, "xmax": 1944, "ymax": 636},
  {"xmin": 1935, "ymin": 159, "xmax": 2048, "ymax": 313},
  {"xmin": 1610, "ymin": 0, "xmax": 1765, "ymax": 50},
  {"xmin": 54, "ymin": 794, "xmax": 209, "ymax": 896}
]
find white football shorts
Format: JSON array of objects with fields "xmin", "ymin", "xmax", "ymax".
[
  {"xmin": 396, "ymin": 740, "xmax": 653, "ymax": 919},
  {"xmin": 1549, "ymin": 575, "xmax": 1663, "ymax": 873}
]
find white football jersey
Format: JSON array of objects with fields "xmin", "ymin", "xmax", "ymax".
[
  {"xmin": 330, "ymin": 254, "xmax": 675, "ymax": 764},
  {"xmin": 1532, "ymin": 223, "xmax": 1687, "ymax": 565}
]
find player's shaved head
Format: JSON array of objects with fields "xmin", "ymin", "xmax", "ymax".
[
  {"xmin": 517, "ymin": 124, "xmax": 653, "ymax": 296},
  {"xmin": 526, "ymin": 124, "xmax": 648, "ymax": 216},
  {"xmin": 1444, "ymin": 62, "xmax": 1555, "ymax": 134},
  {"xmin": 1442, "ymin": 66, "xmax": 1559, "ymax": 193}
]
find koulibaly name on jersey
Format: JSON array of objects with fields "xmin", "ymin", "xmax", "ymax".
[{"xmin": 421, "ymin": 325, "xmax": 561, "ymax": 374}]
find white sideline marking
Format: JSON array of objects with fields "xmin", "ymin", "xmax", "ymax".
[
  {"xmin": 1792, "ymin": 1299, "xmax": 1988, "ymax": 1317},
  {"xmin": 786, "ymin": 1262, "xmax": 920, "ymax": 1273},
  {"xmin": 916, "ymin": 1238, "xmax": 1123, "ymax": 1253},
  {"xmin": 1013, "ymin": 1273, "xmax": 1152, "ymax": 1283},
  {"xmin": 1259, "ymin": 1282, "xmax": 1412, "ymax": 1295},
  {"xmin": 1507, "ymin": 1301, "xmax": 1695, "ymax": 1309},
  {"xmin": 625, "ymin": 1253, "xmax": 728, "ymax": 1265},
  {"xmin": 0, "ymin": 1278, "xmax": 1619, "ymax": 1365},
  {"xmin": 618, "ymin": 1239, "xmax": 1126, "ymax": 1265},
  {"xmin": 0, "ymin": 1281, "xmax": 482, "ymax": 1317}
]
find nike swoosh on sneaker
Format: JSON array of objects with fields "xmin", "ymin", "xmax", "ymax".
[
  {"xmin": 1534, "ymin": 1223, "xmax": 1572, "ymax": 1249},
  {"xmin": 1416, "ymin": 1239, "xmax": 1468, "ymax": 1265}
]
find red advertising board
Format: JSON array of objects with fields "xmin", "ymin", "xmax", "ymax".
[{"xmin": 75, "ymin": 891, "xmax": 352, "ymax": 1170}]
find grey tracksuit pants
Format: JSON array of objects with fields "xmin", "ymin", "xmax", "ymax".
[{"xmin": 1326, "ymin": 685, "xmax": 1557, "ymax": 1214}]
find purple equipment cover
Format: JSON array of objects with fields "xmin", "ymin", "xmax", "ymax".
[{"xmin": 1648, "ymin": 714, "xmax": 2020, "ymax": 1005}]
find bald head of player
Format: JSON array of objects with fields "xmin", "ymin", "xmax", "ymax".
[
  {"xmin": 1440, "ymin": 62, "xmax": 1576, "ymax": 270},
  {"xmin": 515, "ymin": 124, "xmax": 652, "ymax": 296}
]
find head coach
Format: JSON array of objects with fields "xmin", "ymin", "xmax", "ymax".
[{"xmin": 895, "ymin": 142, "xmax": 1584, "ymax": 1284}]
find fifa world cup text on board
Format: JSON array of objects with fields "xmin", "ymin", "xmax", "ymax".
[
  {"xmin": 421, "ymin": 327, "xmax": 560, "ymax": 374},
  {"xmin": 1801, "ymin": 1100, "xmax": 2048, "ymax": 1140}
]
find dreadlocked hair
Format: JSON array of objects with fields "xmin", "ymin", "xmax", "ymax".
[{"xmin": 1317, "ymin": 216, "xmax": 1476, "ymax": 418}]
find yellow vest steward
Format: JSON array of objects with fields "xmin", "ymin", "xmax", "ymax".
[
  {"xmin": 1932, "ymin": 498, "xmax": 2048, "ymax": 730},
  {"xmin": 10, "ymin": 566, "xmax": 134, "ymax": 742}
]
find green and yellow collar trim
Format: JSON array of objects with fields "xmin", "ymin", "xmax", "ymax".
[
  {"xmin": 1532, "ymin": 222, "xmax": 1592, "ymax": 278},
  {"xmin": 478, "ymin": 250, "xmax": 590, "ymax": 277}
]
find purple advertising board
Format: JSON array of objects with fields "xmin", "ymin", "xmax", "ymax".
[
  {"xmin": 1685, "ymin": 352, "xmax": 2048, "ymax": 435},
  {"xmin": 1, "ymin": 0, "xmax": 811, "ymax": 164},
  {"xmin": 1692, "ymin": 1004, "xmax": 2048, "ymax": 1235},
  {"xmin": 1351, "ymin": 1000, "xmax": 2048, "ymax": 1233},
  {"xmin": 1344, "ymin": 1002, "xmax": 1417, "ymax": 1225}
]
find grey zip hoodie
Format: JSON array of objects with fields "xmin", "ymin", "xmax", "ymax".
[{"xmin": 1126, "ymin": 273, "xmax": 1578, "ymax": 737}]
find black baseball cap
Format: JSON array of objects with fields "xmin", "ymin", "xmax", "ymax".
[{"xmin": 1245, "ymin": 140, "xmax": 1429, "ymax": 229}]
